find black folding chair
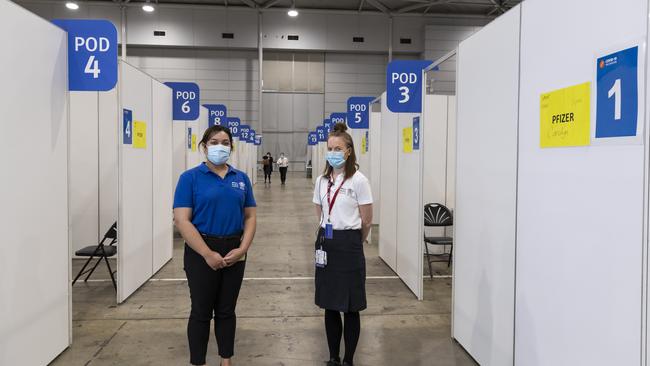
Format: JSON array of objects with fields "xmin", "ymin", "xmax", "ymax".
[
  {"xmin": 423, "ymin": 203, "xmax": 453, "ymax": 278},
  {"xmin": 72, "ymin": 222, "xmax": 117, "ymax": 290}
]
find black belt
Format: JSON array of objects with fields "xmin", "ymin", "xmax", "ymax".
[{"xmin": 201, "ymin": 233, "xmax": 242, "ymax": 241}]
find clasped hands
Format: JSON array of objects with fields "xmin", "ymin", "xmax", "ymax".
[{"xmin": 203, "ymin": 248, "xmax": 245, "ymax": 270}]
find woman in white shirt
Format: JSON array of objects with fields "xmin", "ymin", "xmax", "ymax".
[
  {"xmin": 312, "ymin": 123, "xmax": 373, "ymax": 366},
  {"xmin": 276, "ymin": 153, "xmax": 289, "ymax": 185}
]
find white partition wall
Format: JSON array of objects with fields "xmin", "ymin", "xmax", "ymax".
[
  {"xmin": 421, "ymin": 95, "xmax": 452, "ymax": 250},
  {"xmin": 350, "ymin": 128, "xmax": 370, "ymax": 178},
  {"xmin": 369, "ymin": 102, "xmax": 382, "ymax": 225},
  {"xmin": 69, "ymin": 92, "xmax": 100, "ymax": 252},
  {"xmin": 453, "ymin": 6, "xmax": 520, "ymax": 365},
  {"xmin": 445, "ymin": 96, "xmax": 457, "ymax": 213},
  {"xmin": 99, "ymin": 88, "xmax": 119, "ymax": 236},
  {"xmin": 172, "ymin": 121, "xmax": 187, "ymax": 188},
  {"xmin": 152, "ymin": 80, "xmax": 174, "ymax": 274},
  {"xmin": 396, "ymin": 112, "xmax": 424, "ymax": 299},
  {"xmin": 379, "ymin": 93, "xmax": 399, "ymax": 272},
  {"xmin": 515, "ymin": 0, "xmax": 647, "ymax": 364},
  {"xmin": 0, "ymin": 2, "xmax": 70, "ymax": 364},
  {"xmin": 118, "ymin": 62, "xmax": 155, "ymax": 303}
]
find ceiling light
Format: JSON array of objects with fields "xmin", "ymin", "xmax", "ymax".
[
  {"xmin": 65, "ymin": 2, "xmax": 79, "ymax": 10},
  {"xmin": 288, "ymin": 0, "xmax": 298, "ymax": 17},
  {"xmin": 142, "ymin": 1, "xmax": 155, "ymax": 12}
]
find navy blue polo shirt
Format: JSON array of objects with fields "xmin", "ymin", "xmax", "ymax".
[{"xmin": 173, "ymin": 163, "xmax": 256, "ymax": 236}]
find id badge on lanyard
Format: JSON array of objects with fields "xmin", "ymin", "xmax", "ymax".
[
  {"xmin": 315, "ymin": 246, "xmax": 327, "ymax": 268},
  {"xmin": 325, "ymin": 177, "xmax": 346, "ymax": 240}
]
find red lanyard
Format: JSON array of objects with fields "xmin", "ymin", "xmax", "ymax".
[{"xmin": 327, "ymin": 175, "xmax": 347, "ymax": 219}]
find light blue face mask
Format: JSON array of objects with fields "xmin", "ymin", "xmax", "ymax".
[
  {"xmin": 326, "ymin": 151, "xmax": 346, "ymax": 169},
  {"xmin": 207, "ymin": 144, "xmax": 231, "ymax": 165}
]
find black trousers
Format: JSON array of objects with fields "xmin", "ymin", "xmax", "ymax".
[
  {"xmin": 184, "ymin": 236, "xmax": 246, "ymax": 365},
  {"xmin": 279, "ymin": 167, "xmax": 288, "ymax": 183},
  {"xmin": 264, "ymin": 167, "xmax": 272, "ymax": 182}
]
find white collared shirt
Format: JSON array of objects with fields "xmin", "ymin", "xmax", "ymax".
[
  {"xmin": 277, "ymin": 156, "xmax": 289, "ymax": 168},
  {"xmin": 312, "ymin": 171, "xmax": 373, "ymax": 230}
]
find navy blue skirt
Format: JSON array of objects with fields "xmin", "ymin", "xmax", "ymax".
[{"xmin": 314, "ymin": 229, "xmax": 367, "ymax": 313}]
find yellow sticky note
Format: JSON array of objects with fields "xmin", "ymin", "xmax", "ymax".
[
  {"xmin": 540, "ymin": 82, "xmax": 591, "ymax": 148},
  {"xmin": 191, "ymin": 134, "xmax": 197, "ymax": 152},
  {"xmin": 361, "ymin": 137, "xmax": 367, "ymax": 155},
  {"xmin": 133, "ymin": 121, "xmax": 146, "ymax": 149},
  {"xmin": 403, "ymin": 127, "xmax": 413, "ymax": 153}
]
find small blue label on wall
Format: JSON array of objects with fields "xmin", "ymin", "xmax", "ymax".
[
  {"xmin": 187, "ymin": 127, "xmax": 192, "ymax": 149},
  {"xmin": 165, "ymin": 82, "xmax": 200, "ymax": 121},
  {"xmin": 386, "ymin": 60, "xmax": 433, "ymax": 113},
  {"xmin": 347, "ymin": 97, "xmax": 374, "ymax": 129},
  {"xmin": 52, "ymin": 19, "xmax": 118, "ymax": 91},
  {"xmin": 204, "ymin": 104, "xmax": 227, "ymax": 126},
  {"xmin": 365, "ymin": 130, "xmax": 369, "ymax": 152},
  {"xmin": 596, "ymin": 46, "xmax": 639, "ymax": 138},
  {"xmin": 227, "ymin": 117, "xmax": 241, "ymax": 137},
  {"xmin": 317, "ymin": 127, "xmax": 326, "ymax": 142},
  {"xmin": 323, "ymin": 119, "xmax": 332, "ymax": 135},
  {"xmin": 123, "ymin": 109, "xmax": 133, "ymax": 145},
  {"xmin": 308, "ymin": 132, "xmax": 318, "ymax": 146},
  {"xmin": 413, "ymin": 116, "xmax": 420, "ymax": 150},
  {"xmin": 330, "ymin": 113, "xmax": 346, "ymax": 126},
  {"xmin": 240, "ymin": 125, "xmax": 251, "ymax": 141}
]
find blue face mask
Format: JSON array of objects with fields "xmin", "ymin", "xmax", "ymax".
[
  {"xmin": 207, "ymin": 144, "xmax": 231, "ymax": 165},
  {"xmin": 326, "ymin": 151, "xmax": 346, "ymax": 169}
]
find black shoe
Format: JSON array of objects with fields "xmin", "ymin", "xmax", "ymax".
[
  {"xmin": 341, "ymin": 362, "xmax": 353, "ymax": 366},
  {"xmin": 326, "ymin": 358, "xmax": 341, "ymax": 366}
]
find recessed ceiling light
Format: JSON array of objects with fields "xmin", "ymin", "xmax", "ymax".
[
  {"xmin": 142, "ymin": 3, "xmax": 155, "ymax": 12},
  {"xmin": 65, "ymin": 2, "xmax": 79, "ymax": 10},
  {"xmin": 288, "ymin": 9, "xmax": 298, "ymax": 17}
]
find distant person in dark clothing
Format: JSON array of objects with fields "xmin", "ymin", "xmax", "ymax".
[{"xmin": 263, "ymin": 153, "xmax": 273, "ymax": 183}]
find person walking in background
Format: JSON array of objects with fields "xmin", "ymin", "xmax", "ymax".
[
  {"xmin": 173, "ymin": 125, "xmax": 257, "ymax": 366},
  {"xmin": 277, "ymin": 153, "xmax": 289, "ymax": 185},
  {"xmin": 312, "ymin": 123, "xmax": 373, "ymax": 366},
  {"xmin": 263, "ymin": 153, "xmax": 272, "ymax": 184}
]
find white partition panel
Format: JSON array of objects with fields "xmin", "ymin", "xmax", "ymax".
[
  {"xmin": 445, "ymin": 96, "xmax": 457, "ymax": 212},
  {"xmin": 152, "ymin": 80, "xmax": 174, "ymax": 274},
  {"xmin": 231, "ymin": 136, "xmax": 240, "ymax": 169},
  {"xmin": 186, "ymin": 119, "xmax": 200, "ymax": 169},
  {"xmin": 118, "ymin": 62, "xmax": 154, "ymax": 303},
  {"xmin": 515, "ymin": 1, "xmax": 646, "ymax": 364},
  {"xmin": 69, "ymin": 92, "xmax": 100, "ymax": 251},
  {"xmin": 350, "ymin": 128, "xmax": 370, "ymax": 178},
  {"xmin": 0, "ymin": 2, "xmax": 70, "ymax": 363},
  {"xmin": 396, "ymin": 112, "xmax": 423, "ymax": 299},
  {"xmin": 379, "ymin": 93, "xmax": 398, "ymax": 272},
  {"xmin": 453, "ymin": 7, "xmax": 520, "ymax": 366},
  {"xmin": 172, "ymin": 121, "xmax": 187, "ymax": 188},
  {"xmin": 422, "ymin": 95, "xmax": 449, "ymax": 245},
  {"xmin": 99, "ymin": 88, "xmax": 119, "ymax": 234},
  {"xmin": 311, "ymin": 145, "xmax": 318, "ymax": 184},
  {"xmin": 369, "ymin": 104, "xmax": 382, "ymax": 225}
]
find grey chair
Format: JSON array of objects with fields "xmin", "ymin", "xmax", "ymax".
[
  {"xmin": 72, "ymin": 222, "xmax": 117, "ymax": 290},
  {"xmin": 423, "ymin": 203, "xmax": 453, "ymax": 278}
]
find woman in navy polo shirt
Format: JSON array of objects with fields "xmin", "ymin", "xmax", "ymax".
[{"xmin": 173, "ymin": 125, "xmax": 257, "ymax": 366}]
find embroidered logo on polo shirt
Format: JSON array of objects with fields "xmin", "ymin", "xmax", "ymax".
[
  {"xmin": 239, "ymin": 182, "xmax": 246, "ymax": 190},
  {"xmin": 231, "ymin": 182, "xmax": 238, "ymax": 188}
]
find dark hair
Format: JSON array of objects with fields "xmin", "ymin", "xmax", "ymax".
[
  {"xmin": 199, "ymin": 125, "xmax": 233, "ymax": 150},
  {"xmin": 323, "ymin": 122, "xmax": 358, "ymax": 179}
]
